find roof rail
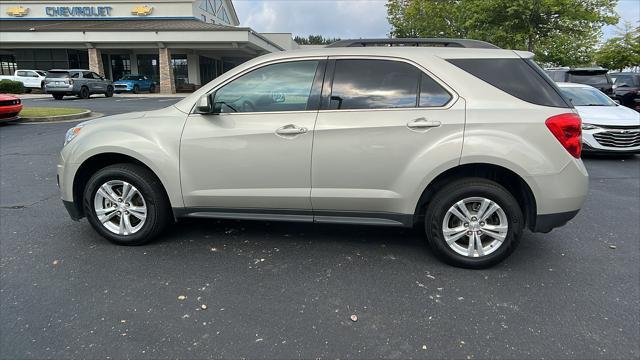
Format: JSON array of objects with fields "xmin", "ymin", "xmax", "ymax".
[{"xmin": 326, "ymin": 38, "xmax": 500, "ymax": 49}]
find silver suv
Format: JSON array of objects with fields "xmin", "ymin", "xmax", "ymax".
[
  {"xmin": 58, "ymin": 40, "xmax": 588, "ymax": 268},
  {"xmin": 45, "ymin": 69, "xmax": 114, "ymax": 100}
]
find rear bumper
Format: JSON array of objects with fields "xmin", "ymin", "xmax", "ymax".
[{"xmin": 531, "ymin": 210, "xmax": 580, "ymax": 233}]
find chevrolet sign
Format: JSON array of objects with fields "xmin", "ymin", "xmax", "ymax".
[
  {"xmin": 6, "ymin": 6, "xmax": 29, "ymax": 17},
  {"xmin": 45, "ymin": 6, "xmax": 113, "ymax": 17}
]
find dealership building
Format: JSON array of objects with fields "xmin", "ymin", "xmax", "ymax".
[{"xmin": 0, "ymin": 0, "xmax": 299, "ymax": 93}]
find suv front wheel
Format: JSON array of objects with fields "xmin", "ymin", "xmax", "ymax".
[
  {"xmin": 425, "ymin": 178, "xmax": 523, "ymax": 268},
  {"xmin": 83, "ymin": 163, "xmax": 169, "ymax": 245}
]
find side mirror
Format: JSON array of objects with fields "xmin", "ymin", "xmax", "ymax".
[
  {"xmin": 613, "ymin": 99, "xmax": 621, "ymax": 105},
  {"xmin": 195, "ymin": 93, "xmax": 220, "ymax": 114}
]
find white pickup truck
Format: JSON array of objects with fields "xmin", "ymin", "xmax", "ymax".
[{"xmin": 0, "ymin": 70, "xmax": 48, "ymax": 92}]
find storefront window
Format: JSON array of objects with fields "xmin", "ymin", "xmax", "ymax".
[
  {"xmin": 171, "ymin": 54, "xmax": 189, "ymax": 87},
  {"xmin": 0, "ymin": 55, "xmax": 17, "ymax": 75},
  {"xmin": 137, "ymin": 54, "xmax": 160, "ymax": 83},
  {"xmin": 110, "ymin": 55, "xmax": 131, "ymax": 81}
]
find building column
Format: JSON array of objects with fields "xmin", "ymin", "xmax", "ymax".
[
  {"xmin": 88, "ymin": 48, "xmax": 104, "ymax": 77},
  {"xmin": 187, "ymin": 52, "xmax": 201, "ymax": 86},
  {"xmin": 130, "ymin": 52, "xmax": 139, "ymax": 75},
  {"xmin": 158, "ymin": 47, "xmax": 175, "ymax": 94}
]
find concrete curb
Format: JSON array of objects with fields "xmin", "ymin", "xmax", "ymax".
[{"xmin": 17, "ymin": 110, "xmax": 92, "ymax": 123}]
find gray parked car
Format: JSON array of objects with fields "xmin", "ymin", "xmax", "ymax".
[{"xmin": 45, "ymin": 69, "xmax": 114, "ymax": 100}]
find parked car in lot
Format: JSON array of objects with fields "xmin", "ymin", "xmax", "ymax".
[
  {"xmin": 610, "ymin": 72, "xmax": 640, "ymax": 111},
  {"xmin": 558, "ymin": 82, "xmax": 640, "ymax": 154},
  {"xmin": 546, "ymin": 67, "xmax": 614, "ymax": 97},
  {"xmin": 0, "ymin": 94, "xmax": 23, "ymax": 122},
  {"xmin": 58, "ymin": 40, "xmax": 589, "ymax": 268},
  {"xmin": 113, "ymin": 74, "xmax": 156, "ymax": 94},
  {"xmin": 44, "ymin": 69, "xmax": 114, "ymax": 100},
  {"xmin": 0, "ymin": 69, "xmax": 47, "ymax": 92}
]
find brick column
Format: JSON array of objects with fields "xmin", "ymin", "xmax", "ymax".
[
  {"xmin": 159, "ymin": 47, "xmax": 176, "ymax": 94},
  {"xmin": 88, "ymin": 48, "xmax": 104, "ymax": 77}
]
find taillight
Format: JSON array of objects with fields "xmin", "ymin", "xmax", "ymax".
[{"xmin": 545, "ymin": 113, "xmax": 582, "ymax": 158}]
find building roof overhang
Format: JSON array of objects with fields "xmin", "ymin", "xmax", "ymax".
[{"xmin": 0, "ymin": 19, "xmax": 283, "ymax": 53}]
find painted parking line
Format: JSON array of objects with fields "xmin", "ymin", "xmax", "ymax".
[{"xmin": 115, "ymin": 98, "xmax": 150, "ymax": 101}]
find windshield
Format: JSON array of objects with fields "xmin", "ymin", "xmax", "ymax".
[
  {"xmin": 612, "ymin": 75, "xmax": 638, "ymax": 87},
  {"xmin": 560, "ymin": 86, "xmax": 616, "ymax": 106},
  {"xmin": 120, "ymin": 75, "xmax": 142, "ymax": 80},
  {"xmin": 46, "ymin": 72, "xmax": 70, "ymax": 78},
  {"xmin": 36, "ymin": 71, "xmax": 47, "ymax": 76},
  {"xmin": 568, "ymin": 73, "xmax": 609, "ymax": 85}
]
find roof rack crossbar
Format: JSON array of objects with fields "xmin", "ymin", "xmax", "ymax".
[{"xmin": 326, "ymin": 38, "xmax": 500, "ymax": 49}]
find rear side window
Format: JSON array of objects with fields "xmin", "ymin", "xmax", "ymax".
[
  {"xmin": 420, "ymin": 73, "xmax": 452, "ymax": 107},
  {"xmin": 449, "ymin": 58, "xmax": 570, "ymax": 108},
  {"xmin": 329, "ymin": 59, "xmax": 418, "ymax": 110},
  {"xmin": 329, "ymin": 59, "xmax": 450, "ymax": 110}
]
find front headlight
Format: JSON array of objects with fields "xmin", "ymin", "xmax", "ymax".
[
  {"xmin": 582, "ymin": 123, "xmax": 600, "ymax": 130},
  {"xmin": 64, "ymin": 125, "xmax": 83, "ymax": 146}
]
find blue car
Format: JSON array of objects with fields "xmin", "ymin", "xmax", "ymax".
[{"xmin": 113, "ymin": 74, "xmax": 156, "ymax": 94}]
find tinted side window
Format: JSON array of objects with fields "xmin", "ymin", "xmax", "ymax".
[
  {"xmin": 82, "ymin": 72, "xmax": 94, "ymax": 79},
  {"xmin": 329, "ymin": 59, "xmax": 419, "ymax": 110},
  {"xmin": 215, "ymin": 60, "xmax": 319, "ymax": 113},
  {"xmin": 449, "ymin": 58, "xmax": 570, "ymax": 108},
  {"xmin": 419, "ymin": 73, "xmax": 451, "ymax": 107},
  {"xmin": 17, "ymin": 71, "xmax": 27, "ymax": 77}
]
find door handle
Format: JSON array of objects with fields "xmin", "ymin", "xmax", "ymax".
[
  {"xmin": 275, "ymin": 124, "xmax": 308, "ymax": 137},
  {"xmin": 407, "ymin": 118, "xmax": 441, "ymax": 130}
]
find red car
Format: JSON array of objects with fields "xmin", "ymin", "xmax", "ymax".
[{"xmin": 0, "ymin": 94, "xmax": 22, "ymax": 122}]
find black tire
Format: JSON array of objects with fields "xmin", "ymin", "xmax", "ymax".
[
  {"xmin": 52, "ymin": 94, "xmax": 64, "ymax": 100},
  {"xmin": 83, "ymin": 163, "xmax": 170, "ymax": 246},
  {"xmin": 149, "ymin": 84, "xmax": 156, "ymax": 93},
  {"xmin": 424, "ymin": 178, "xmax": 524, "ymax": 269},
  {"xmin": 79, "ymin": 86, "xmax": 90, "ymax": 99},
  {"xmin": 133, "ymin": 85, "xmax": 140, "ymax": 94},
  {"xmin": 105, "ymin": 86, "xmax": 114, "ymax": 97},
  {"xmin": 41, "ymin": 82, "xmax": 45, "ymax": 93}
]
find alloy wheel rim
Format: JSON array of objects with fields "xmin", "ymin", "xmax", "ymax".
[
  {"xmin": 93, "ymin": 180, "xmax": 147, "ymax": 236},
  {"xmin": 442, "ymin": 197, "xmax": 508, "ymax": 258}
]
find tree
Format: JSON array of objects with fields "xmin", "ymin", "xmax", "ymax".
[
  {"xmin": 387, "ymin": 0, "xmax": 619, "ymax": 66},
  {"xmin": 294, "ymin": 35, "xmax": 341, "ymax": 45},
  {"xmin": 595, "ymin": 23, "xmax": 640, "ymax": 71}
]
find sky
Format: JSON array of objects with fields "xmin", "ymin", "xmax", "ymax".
[{"xmin": 234, "ymin": 0, "xmax": 639, "ymax": 40}]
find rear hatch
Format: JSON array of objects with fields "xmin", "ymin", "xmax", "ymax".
[
  {"xmin": 45, "ymin": 71, "xmax": 71, "ymax": 87},
  {"xmin": 567, "ymin": 69, "xmax": 613, "ymax": 97}
]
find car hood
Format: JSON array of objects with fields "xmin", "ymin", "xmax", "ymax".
[
  {"xmin": 575, "ymin": 105, "xmax": 640, "ymax": 127},
  {"xmin": 81, "ymin": 106, "xmax": 186, "ymax": 126}
]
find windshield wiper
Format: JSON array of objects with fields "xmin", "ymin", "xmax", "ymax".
[{"xmin": 218, "ymin": 101, "xmax": 238, "ymax": 112}]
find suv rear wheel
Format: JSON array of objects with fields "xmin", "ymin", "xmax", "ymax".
[
  {"xmin": 105, "ymin": 86, "xmax": 114, "ymax": 97},
  {"xmin": 83, "ymin": 164, "xmax": 169, "ymax": 245},
  {"xmin": 424, "ymin": 178, "xmax": 523, "ymax": 268},
  {"xmin": 78, "ymin": 86, "xmax": 90, "ymax": 99}
]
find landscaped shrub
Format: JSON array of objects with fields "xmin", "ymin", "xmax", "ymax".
[{"xmin": 0, "ymin": 79, "xmax": 26, "ymax": 94}]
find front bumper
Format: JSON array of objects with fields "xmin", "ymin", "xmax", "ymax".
[
  {"xmin": 113, "ymin": 84, "xmax": 133, "ymax": 92},
  {"xmin": 0, "ymin": 104, "xmax": 23, "ymax": 122},
  {"xmin": 582, "ymin": 127, "xmax": 640, "ymax": 154}
]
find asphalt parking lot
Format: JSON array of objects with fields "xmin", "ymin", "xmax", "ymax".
[
  {"xmin": 19, "ymin": 94, "xmax": 183, "ymax": 116},
  {"xmin": 1, "ymin": 98, "xmax": 638, "ymax": 359}
]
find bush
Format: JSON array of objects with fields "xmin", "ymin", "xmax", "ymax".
[{"xmin": 0, "ymin": 79, "xmax": 25, "ymax": 94}]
